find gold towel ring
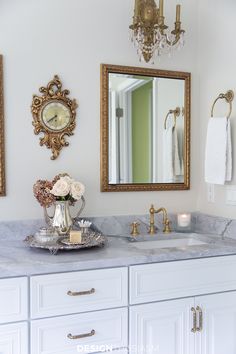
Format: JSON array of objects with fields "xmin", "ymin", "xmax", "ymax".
[
  {"xmin": 211, "ymin": 90, "xmax": 234, "ymax": 119},
  {"xmin": 164, "ymin": 107, "xmax": 181, "ymax": 129}
]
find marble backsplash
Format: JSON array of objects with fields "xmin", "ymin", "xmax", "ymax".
[
  {"xmin": 0, "ymin": 212, "xmax": 235, "ymax": 240},
  {"xmin": 91, "ymin": 212, "xmax": 233, "ymax": 238}
]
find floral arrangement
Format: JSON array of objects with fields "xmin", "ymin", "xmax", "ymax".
[{"xmin": 33, "ymin": 174, "xmax": 85, "ymax": 208}]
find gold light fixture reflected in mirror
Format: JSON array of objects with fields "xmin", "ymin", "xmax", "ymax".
[{"xmin": 129, "ymin": 0, "xmax": 185, "ymax": 63}]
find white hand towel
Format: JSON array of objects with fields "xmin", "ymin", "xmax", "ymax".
[
  {"xmin": 163, "ymin": 125, "xmax": 174, "ymax": 182},
  {"xmin": 226, "ymin": 120, "xmax": 232, "ymax": 181},
  {"xmin": 173, "ymin": 128, "xmax": 181, "ymax": 176},
  {"xmin": 205, "ymin": 117, "xmax": 232, "ymax": 185}
]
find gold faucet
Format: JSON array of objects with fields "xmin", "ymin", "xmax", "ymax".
[{"xmin": 149, "ymin": 205, "xmax": 171, "ymax": 235}]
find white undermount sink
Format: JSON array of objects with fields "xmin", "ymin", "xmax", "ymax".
[{"xmin": 133, "ymin": 237, "xmax": 207, "ymax": 250}]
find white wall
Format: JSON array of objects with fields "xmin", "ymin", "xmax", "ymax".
[
  {"xmin": 0, "ymin": 0, "xmax": 199, "ymax": 221},
  {"xmin": 197, "ymin": 0, "xmax": 236, "ymax": 218}
]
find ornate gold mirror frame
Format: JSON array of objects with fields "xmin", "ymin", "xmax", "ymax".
[
  {"xmin": 100, "ymin": 64, "xmax": 191, "ymax": 192},
  {"xmin": 0, "ymin": 56, "xmax": 5, "ymax": 196}
]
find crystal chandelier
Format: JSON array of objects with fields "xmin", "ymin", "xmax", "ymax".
[{"xmin": 129, "ymin": 0, "xmax": 185, "ymax": 63}]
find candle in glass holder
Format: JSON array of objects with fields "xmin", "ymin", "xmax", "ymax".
[{"xmin": 177, "ymin": 213, "xmax": 191, "ymax": 228}]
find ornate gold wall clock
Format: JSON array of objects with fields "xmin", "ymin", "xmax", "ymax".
[{"xmin": 31, "ymin": 75, "xmax": 78, "ymax": 160}]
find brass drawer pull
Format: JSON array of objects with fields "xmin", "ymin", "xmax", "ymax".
[
  {"xmin": 67, "ymin": 288, "xmax": 95, "ymax": 296},
  {"xmin": 196, "ymin": 306, "xmax": 203, "ymax": 332},
  {"xmin": 191, "ymin": 307, "xmax": 197, "ymax": 333},
  {"xmin": 67, "ymin": 329, "xmax": 95, "ymax": 340}
]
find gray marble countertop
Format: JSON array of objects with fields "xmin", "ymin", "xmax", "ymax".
[
  {"xmin": 0, "ymin": 212, "xmax": 236, "ymax": 278},
  {"xmin": 2, "ymin": 229, "xmax": 236, "ymax": 278}
]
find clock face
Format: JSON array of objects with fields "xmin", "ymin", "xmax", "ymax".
[{"xmin": 41, "ymin": 101, "xmax": 71, "ymax": 131}]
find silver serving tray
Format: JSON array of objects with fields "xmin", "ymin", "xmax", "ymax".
[{"xmin": 24, "ymin": 232, "xmax": 107, "ymax": 255}]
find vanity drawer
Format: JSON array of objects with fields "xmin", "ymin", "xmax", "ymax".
[
  {"xmin": 130, "ymin": 255, "xmax": 236, "ymax": 304},
  {"xmin": 0, "ymin": 277, "xmax": 28, "ymax": 324},
  {"xmin": 31, "ymin": 267, "xmax": 128, "ymax": 318},
  {"xmin": 31, "ymin": 307, "xmax": 128, "ymax": 354}
]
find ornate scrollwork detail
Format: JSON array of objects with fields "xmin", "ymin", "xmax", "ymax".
[{"xmin": 31, "ymin": 75, "xmax": 78, "ymax": 160}]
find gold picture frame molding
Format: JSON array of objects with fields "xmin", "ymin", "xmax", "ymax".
[
  {"xmin": 100, "ymin": 63, "xmax": 191, "ymax": 192},
  {"xmin": 0, "ymin": 56, "xmax": 5, "ymax": 196}
]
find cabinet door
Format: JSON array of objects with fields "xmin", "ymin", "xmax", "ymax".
[
  {"xmin": 0, "ymin": 277, "xmax": 28, "ymax": 324},
  {"xmin": 0, "ymin": 322, "xmax": 28, "ymax": 354},
  {"xmin": 195, "ymin": 291, "xmax": 236, "ymax": 354},
  {"xmin": 130, "ymin": 298, "xmax": 195, "ymax": 354}
]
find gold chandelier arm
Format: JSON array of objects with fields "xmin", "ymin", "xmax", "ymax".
[
  {"xmin": 165, "ymin": 27, "xmax": 185, "ymax": 46},
  {"xmin": 165, "ymin": 33, "xmax": 180, "ymax": 47}
]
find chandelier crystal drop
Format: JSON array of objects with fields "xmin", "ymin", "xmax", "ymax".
[{"xmin": 129, "ymin": 0, "xmax": 185, "ymax": 63}]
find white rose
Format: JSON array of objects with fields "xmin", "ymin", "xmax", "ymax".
[
  {"xmin": 51, "ymin": 177, "xmax": 71, "ymax": 197},
  {"xmin": 70, "ymin": 181, "xmax": 85, "ymax": 200},
  {"xmin": 62, "ymin": 175, "xmax": 74, "ymax": 185}
]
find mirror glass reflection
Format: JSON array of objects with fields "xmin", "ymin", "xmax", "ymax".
[{"xmin": 108, "ymin": 73, "xmax": 185, "ymax": 185}]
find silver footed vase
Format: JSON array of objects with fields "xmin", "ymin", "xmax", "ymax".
[{"xmin": 44, "ymin": 196, "xmax": 85, "ymax": 236}]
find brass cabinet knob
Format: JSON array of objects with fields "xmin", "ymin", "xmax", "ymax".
[{"xmin": 131, "ymin": 222, "xmax": 140, "ymax": 236}]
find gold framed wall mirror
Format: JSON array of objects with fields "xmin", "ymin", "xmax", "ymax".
[
  {"xmin": 0, "ymin": 56, "xmax": 5, "ymax": 196},
  {"xmin": 100, "ymin": 64, "xmax": 191, "ymax": 192}
]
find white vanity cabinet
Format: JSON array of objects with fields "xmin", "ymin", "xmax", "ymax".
[
  {"xmin": 129, "ymin": 256, "xmax": 236, "ymax": 354},
  {"xmin": 2, "ymin": 256, "xmax": 236, "ymax": 353}
]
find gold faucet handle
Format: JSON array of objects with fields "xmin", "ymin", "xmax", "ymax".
[
  {"xmin": 163, "ymin": 219, "xmax": 171, "ymax": 233},
  {"xmin": 131, "ymin": 222, "xmax": 140, "ymax": 237},
  {"xmin": 149, "ymin": 204, "xmax": 155, "ymax": 214}
]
